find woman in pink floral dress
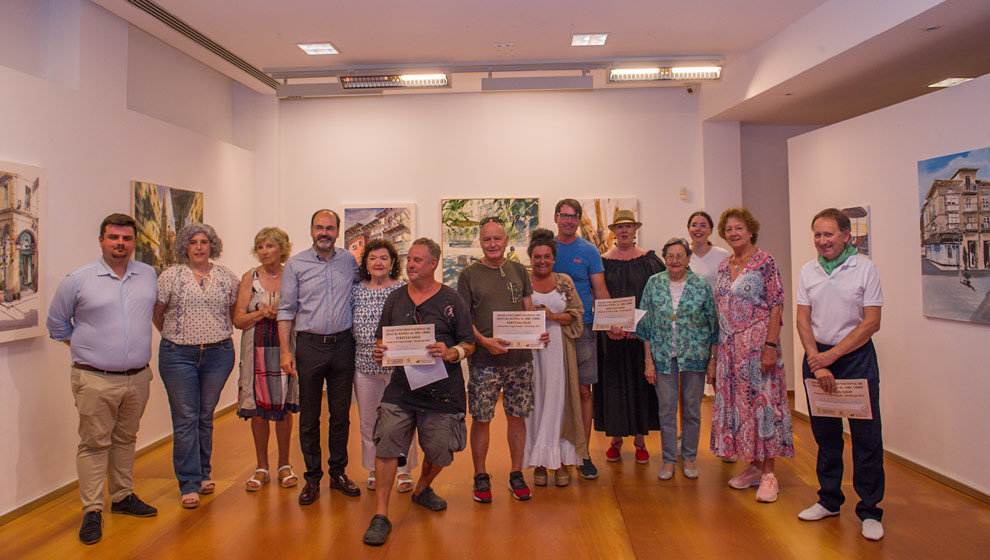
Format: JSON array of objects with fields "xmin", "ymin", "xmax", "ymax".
[{"xmin": 708, "ymin": 207, "xmax": 793, "ymax": 503}]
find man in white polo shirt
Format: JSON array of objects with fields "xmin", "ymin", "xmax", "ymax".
[{"xmin": 795, "ymin": 208, "xmax": 885, "ymax": 542}]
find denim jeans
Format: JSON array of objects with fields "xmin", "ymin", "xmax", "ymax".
[
  {"xmin": 159, "ymin": 338, "xmax": 235, "ymax": 495},
  {"xmin": 655, "ymin": 358, "xmax": 706, "ymax": 463}
]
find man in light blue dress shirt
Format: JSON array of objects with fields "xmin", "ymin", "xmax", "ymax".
[
  {"xmin": 278, "ymin": 209, "xmax": 361, "ymax": 503},
  {"xmin": 46, "ymin": 214, "xmax": 159, "ymax": 545}
]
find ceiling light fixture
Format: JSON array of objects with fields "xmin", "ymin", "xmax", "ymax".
[
  {"xmin": 609, "ymin": 66, "xmax": 722, "ymax": 82},
  {"xmin": 297, "ymin": 42, "xmax": 339, "ymax": 55},
  {"xmin": 339, "ymin": 73, "xmax": 449, "ymax": 89},
  {"xmin": 571, "ymin": 33, "xmax": 608, "ymax": 46},
  {"xmin": 928, "ymin": 77, "xmax": 972, "ymax": 88}
]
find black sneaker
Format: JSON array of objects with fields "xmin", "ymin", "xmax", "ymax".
[
  {"xmin": 508, "ymin": 471, "xmax": 531, "ymax": 501},
  {"xmin": 473, "ymin": 473, "xmax": 492, "ymax": 503},
  {"xmin": 362, "ymin": 514, "xmax": 392, "ymax": 546},
  {"xmin": 579, "ymin": 458, "xmax": 599, "ymax": 480},
  {"xmin": 79, "ymin": 511, "xmax": 102, "ymax": 545},
  {"xmin": 411, "ymin": 486, "xmax": 447, "ymax": 511},
  {"xmin": 111, "ymin": 493, "xmax": 158, "ymax": 517}
]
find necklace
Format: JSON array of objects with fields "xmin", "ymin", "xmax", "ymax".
[{"xmin": 258, "ymin": 266, "xmax": 282, "ymax": 278}]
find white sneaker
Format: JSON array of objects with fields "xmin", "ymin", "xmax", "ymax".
[
  {"xmin": 798, "ymin": 503, "xmax": 839, "ymax": 521},
  {"xmin": 862, "ymin": 519, "xmax": 884, "ymax": 541}
]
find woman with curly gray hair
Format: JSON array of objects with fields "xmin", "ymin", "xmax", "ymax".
[{"xmin": 153, "ymin": 222, "xmax": 240, "ymax": 509}]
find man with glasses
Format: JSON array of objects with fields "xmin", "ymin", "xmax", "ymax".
[
  {"xmin": 278, "ymin": 209, "xmax": 361, "ymax": 504},
  {"xmin": 458, "ymin": 217, "xmax": 548, "ymax": 503},
  {"xmin": 552, "ymin": 199, "xmax": 611, "ymax": 479},
  {"xmin": 362, "ymin": 238, "xmax": 476, "ymax": 546}
]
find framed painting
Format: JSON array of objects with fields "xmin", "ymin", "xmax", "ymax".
[
  {"xmin": 575, "ymin": 198, "xmax": 639, "ymax": 254},
  {"xmin": 0, "ymin": 160, "xmax": 44, "ymax": 343},
  {"xmin": 343, "ymin": 205, "xmax": 416, "ymax": 274},
  {"xmin": 131, "ymin": 181, "xmax": 204, "ymax": 274},
  {"xmin": 841, "ymin": 205, "xmax": 871, "ymax": 256}
]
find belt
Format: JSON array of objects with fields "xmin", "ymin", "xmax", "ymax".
[
  {"xmin": 298, "ymin": 330, "xmax": 352, "ymax": 344},
  {"xmin": 73, "ymin": 363, "xmax": 147, "ymax": 376},
  {"xmin": 164, "ymin": 338, "xmax": 230, "ymax": 349}
]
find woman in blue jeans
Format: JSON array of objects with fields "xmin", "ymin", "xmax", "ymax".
[
  {"xmin": 154, "ymin": 223, "xmax": 239, "ymax": 508},
  {"xmin": 636, "ymin": 238, "xmax": 718, "ymax": 481}
]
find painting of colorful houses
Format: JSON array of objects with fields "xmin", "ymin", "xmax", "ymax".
[
  {"xmin": 0, "ymin": 160, "xmax": 43, "ymax": 343},
  {"xmin": 343, "ymin": 205, "xmax": 416, "ymax": 274},
  {"xmin": 132, "ymin": 181, "xmax": 204, "ymax": 274},
  {"xmin": 918, "ymin": 147, "xmax": 990, "ymax": 324}
]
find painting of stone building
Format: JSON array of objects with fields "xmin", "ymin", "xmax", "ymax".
[
  {"xmin": 919, "ymin": 147, "xmax": 990, "ymax": 324},
  {"xmin": 132, "ymin": 181, "xmax": 204, "ymax": 273},
  {"xmin": 343, "ymin": 205, "xmax": 416, "ymax": 274},
  {"xmin": 576, "ymin": 198, "xmax": 639, "ymax": 254},
  {"xmin": 0, "ymin": 160, "xmax": 43, "ymax": 343}
]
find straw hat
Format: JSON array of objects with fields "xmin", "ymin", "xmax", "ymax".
[{"xmin": 607, "ymin": 209, "xmax": 642, "ymax": 230}]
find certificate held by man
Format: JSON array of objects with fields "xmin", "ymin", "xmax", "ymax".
[
  {"xmin": 804, "ymin": 378, "xmax": 873, "ymax": 420},
  {"xmin": 382, "ymin": 324, "xmax": 436, "ymax": 366},
  {"xmin": 592, "ymin": 296, "xmax": 636, "ymax": 331},
  {"xmin": 493, "ymin": 311, "xmax": 546, "ymax": 349}
]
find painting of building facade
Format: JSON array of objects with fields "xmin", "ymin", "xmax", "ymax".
[
  {"xmin": 841, "ymin": 205, "xmax": 871, "ymax": 256},
  {"xmin": 132, "ymin": 181, "xmax": 204, "ymax": 273},
  {"xmin": 0, "ymin": 160, "xmax": 43, "ymax": 343},
  {"xmin": 344, "ymin": 205, "xmax": 416, "ymax": 273},
  {"xmin": 918, "ymin": 147, "xmax": 990, "ymax": 324},
  {"xmin": 440, "ymin": 198, "xmax": 539, "ymax": 288},
  {"xmin": 575, "ymin": 198, "xmax": 639, "ymax": 254}
]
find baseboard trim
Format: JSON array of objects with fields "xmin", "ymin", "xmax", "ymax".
[
  {"xmin": 790, "ymin": 410, "xmax": 989, "ymax": 504},
  {"xmin": 0, "ymin": 403, "xmax": 238, "ymax": 526}
]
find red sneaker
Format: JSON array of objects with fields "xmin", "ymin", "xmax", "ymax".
[
  {"xmin": 507, "ymin": 471, "xmax": 531, "ymax": 501},
  {"xmin": 605, "ymin": 441, "xmax": 622, "ymax": 462},
  {"xmin": 473, "ymin": 473, "xmax": 492, "ymax": 503},
  {"xmin": 634, "ymin": 445, "xmax": 650, "ymax": 464}
]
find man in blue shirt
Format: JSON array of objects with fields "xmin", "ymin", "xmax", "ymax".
[
  {"xmin": 552, "ymin": 199, "xmax": 611, "ymax": 480},
  {"xmin": 278, "ymin": 209, "xmax": 361, "ymax": 503},
  {"xmin": 47, "ymin": 213, "xmax": 159, "ymax": 545}
]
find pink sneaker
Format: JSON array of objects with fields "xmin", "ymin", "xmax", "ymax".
[
  {"xmin": 727, "ymin": 465, "xmax": 763, "ymax": 489},
  {"xmin": 755, "ymin": 473, "xmax": 779, "ymax": 503}
]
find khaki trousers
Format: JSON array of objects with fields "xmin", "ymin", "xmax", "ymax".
[{"xmin": 71, "ymin": 366, "xmax": 152, "ymax": 513}]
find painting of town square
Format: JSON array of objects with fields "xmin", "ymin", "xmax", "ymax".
[
  {"xmin": 132, "ymin": 181, "xmax": 204, "ymax": 274},
  {"xmin": 0, "ymin": 160, "xmax": 43, "ymax": 343},
  {"xmin": 576, "ymin": 198, "xmax": 638, "ymax": 254},
  {"xmin": 919, "ymin": 147, "xmax": 990, "ymax": 324},
  {"xmin": 440, "ymin": 197, "xmax": 539, "ymax": 288},
  {"xmin": 842, "ymin": 205, "xmax": 871, "ymax": 256},
  {"xmin": 344, "ymin": 205, "xmax": 416, "ymax": 274}
]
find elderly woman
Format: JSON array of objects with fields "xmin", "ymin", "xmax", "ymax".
[
  {"xmin": 595, "ymin": 210, "xmax": 664, "ymax": 463},
  {"xmin": 522, "ymin": 229, "xmax": 587, "ymax": 487},
  {"xmin": 153, "ymin": 223, "xmax": 239, "ymax": 509},
  {"xmin": 637, "ymin": 238, "xmax": 718, "ymax": 480},
  {"xmin": 351, "ymin": 239, "xmax": 417, "ymax": 493},
  {"xmin": 687, "ymin": 211, "xmax": 730, "ymax": 290},
  {"xmin": 233, "ymin": 227, "xmax": 299, "ymax": 492},
  {"xmin": 710, "ymin": 207, "xmax": 793, "ymax": 503}
]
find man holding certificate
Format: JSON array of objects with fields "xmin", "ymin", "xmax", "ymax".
[
  {"xmin": 796, "ymin": 208, "xmax": 885, "ymax": 542},
  {"xmin": 458, "ymin": 217, "xmax": 549, "ymax": 504},
  {"xmin": 363, "ymin": 238, "xmax": 475, "ymax": 546}
]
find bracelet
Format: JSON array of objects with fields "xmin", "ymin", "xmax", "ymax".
[
  {"xmin": 764, "ymin": 341, "xmax": 778, "ymax": 348},
  {"xmin": 452, "ymin": 345, "xmax": 466, "ymax": 363}
]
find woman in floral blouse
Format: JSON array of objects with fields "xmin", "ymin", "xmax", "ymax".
[{"xmin": 636, "ymin": 238, "xmax": 718, "ymax": 481}]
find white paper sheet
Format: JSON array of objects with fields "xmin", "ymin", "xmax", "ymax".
[{"xmin": 404, "ymin": 358, "xmax": 449, "ymax": 390}]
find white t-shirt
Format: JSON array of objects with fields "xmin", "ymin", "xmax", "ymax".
[
  {"xmin": 796, "ymin": 254, "xmax": 883, "ymax": 346},
  {"xmin": 669, "ymin": 278, "xmax": 687, "ymax": 357},
  {"xmin": 689, "ymin": 246, "xmax": 730, "ymax": 290}
]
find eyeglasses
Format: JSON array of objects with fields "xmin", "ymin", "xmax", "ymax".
[{"xmin": 556, "ymin": 212, "xmax": 580, "ymax": 221}]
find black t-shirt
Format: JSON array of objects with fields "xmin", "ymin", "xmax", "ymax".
[{"xmin": 377, "ymin": 284, "xmax": 475, "ymax": 413}]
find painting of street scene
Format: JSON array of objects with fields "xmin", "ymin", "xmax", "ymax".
[
  {"xmin": 440, "ymin": 198, "xmax": 539, "ymax": 289},
  {"xmin": 919, "ymin": 147, "xmax": 990, "ymax": 324},
  {"xmin": 0, "ymin": 160, "xmax": 43, "ymax": 343},
  {"xmin": 576, "ymin": 198, "xmax": 638, "ymax": 254},
  {"xmin": 344, "ymin": 205, "xmax": 416, "ymax": 276},
  {"xmin": 132, "ymin": 181, "xmax": 204, "ymax": 274}
]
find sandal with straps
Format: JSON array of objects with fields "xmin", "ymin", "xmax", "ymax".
[
  {"xmin": 277, "ymin": 465, "xmax": 298, "ymax": 488},
  {"xmin": 181, "ymin": 493, "xmax": 200, "ymax": 509},
  {"xmin": 246, "ymin": 468, "xmax": 270, "ymax": 492},
  {"xmin": 396, "ymin": 473, "xmax": 414, "ymax": 494},
  {"xmin": 199, "ymin": 480, "xmax": 216, "ymax": 494}
]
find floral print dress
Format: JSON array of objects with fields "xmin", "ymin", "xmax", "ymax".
[{"xmin": 710, "ymin": 249, "xmax": 794, "ymax": 461}]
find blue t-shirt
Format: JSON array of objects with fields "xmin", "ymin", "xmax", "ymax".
[{"xmin": 553, "ymin": 236, "xmax": 604, "ymax": 325}]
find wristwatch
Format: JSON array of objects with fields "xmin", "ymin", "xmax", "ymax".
[{"xmin": 764, "ymin": 341, "xmax": 778, "ymax": 348}]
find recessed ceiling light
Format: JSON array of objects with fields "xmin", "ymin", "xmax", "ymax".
[
  {"xmin": 571, "ymin": 33, "xmax": 607, "ymax": 47},
  {"xmin": 297, "ymin": 42, "xmax": 339, "ymax": 55},
  {"xmin": 928, "ymin": 78, "xmax": 972, "ymax": 88}
]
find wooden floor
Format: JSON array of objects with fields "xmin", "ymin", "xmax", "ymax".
[{"xmin": 3, "ymin": 398, "xmax": 988, "ymax": 560}]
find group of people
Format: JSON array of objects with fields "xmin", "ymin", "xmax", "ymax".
[{"xmin": 46, "ymin": 200, "xmax": 887, "ymax": 547}]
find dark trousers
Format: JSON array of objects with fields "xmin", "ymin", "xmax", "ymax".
[
  {"xmin": 296, "ymin": 331, "xmax": 355, "ymax": 482},
  {"xmin": 803, "ymin": 339, "xmax": 884, "ymax": 521}
]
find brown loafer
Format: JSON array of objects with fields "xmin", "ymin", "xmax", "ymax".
[
  {"xmin": 298, "ymin": 480, "xmax": 320, "ymax": 505},
  {"xmin": 328, "ymin": 473, "xmax": 361, "ymax": 497}
]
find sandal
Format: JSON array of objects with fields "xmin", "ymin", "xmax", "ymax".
[
  {"xmin": 246, "ymin": 468, "xmax": 270, "ymax": 492},
  {"xmin": 367, "ymin": 471, "xmax": 376, "ymax": 491},
  {"xmin": 181, "ymin": 493, "xmax": 200, "ymax": 509},
  {"xmin": 396, "ymin": 473, "xmax": 414, "ymax": 494},
  {"xmin": 199, "ymin": 480, "xmax": 216, "ymax": 494},
  {"xmin": 277, "ymin": 465, "xmax": 298, "ymax": 488}
]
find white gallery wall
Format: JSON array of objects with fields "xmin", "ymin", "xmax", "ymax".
[
  {"xmin": 0, "ymin": 0, "xmax": 278, "ymax": 516},
  {"xmin": 788, "ymin": 74, "xmax": 990, "ymax": 494}
]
